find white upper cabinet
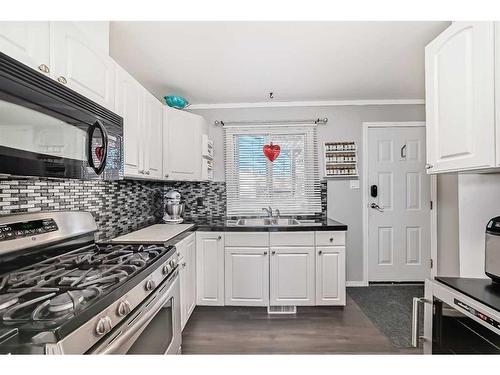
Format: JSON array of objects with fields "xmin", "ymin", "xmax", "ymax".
[
  {"xmin": 115, "ymin": 64, "xmax": 145, "ymax": 177},
  {"xmin": 51, "ymin": 22, "xmax": 115, "ymax": 110},
  {"xmin": 143, "ymin": 92, "xmax": 163, "ymax": 179},
  {"xmin": 0, "ymin": 22, "xmax": 50, "ymax": 74},
  {"xmin": 163, "ymin": 107, "xmax": 208, "ymax": 181},
  {"xmin": 425, "ymin": 22, "xmax": 495, "ymax": 173}
]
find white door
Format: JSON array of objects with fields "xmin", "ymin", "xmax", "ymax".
[
  {"xmin": 225, "ymin": 247, "xmax": 269, "ymax": 306},
  {"xmin": 270, "ymin": 247, "xmax": 315, "ymax": 306},
  {"xmin": 425, "ymin": 22, "xmax": 495, "ymax": 173},
  {"xmin": 51, "ymin": 22, "xmax": 115, "ymax": 110},
  {"xmin": 196, "ymin": 232, "xmax": 224, "ymax": 306},
  {"xmin": 115, "ymin": 64, "xmax": 144, "ymax": 177},
  {"xmin": 163, "ymin": 107, "xmax": 200, "ymax": 181},
  {"xmin": 367, "ymin": 126, "xmax": 431, "ymax": 281},
  {"xmin": 143, "ymin": 93, "xmax": 163, "ymax": 179},
  {"xmin": 0, "ymin": 22, "xmax": 50, "ymax": 74},
  {"xmin": 316, "ymin": 246, "xmax": 345, "ymax": 306}
]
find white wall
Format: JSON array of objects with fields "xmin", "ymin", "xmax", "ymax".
[
  {"xmin": 190, "ymin": 104, "xmax": 425, "ymax": 283},
  {"xmin": 75, "ymin": 22, "xmax": 110, "ymax": 54},
  {"xmin": 458, "ymin": 174, "xmax": 500, "ymax": 279}
]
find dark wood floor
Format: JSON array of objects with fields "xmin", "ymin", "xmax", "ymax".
[{"xmin": 181, "ymin": 296, "xmax": 422, "ymax": 354}]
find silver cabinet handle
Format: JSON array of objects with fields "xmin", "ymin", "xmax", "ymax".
[
  {"xmin": 272, "ymin": 250, "xmax": 276, "ymax": 255},
  {"xmin": 425, "ymin": 164, "xmax": 433, "ymax": 169},
  {"xmin": 145, "ymin": 170, "xmax": 150, "ymax": 175},
  {"xmin": 165, "ymin": 174, "xmax": 169, "ymax": 178},
  {"xmin": 38, "ymin": 63, "xmax": 50, "ymax": 73},
  {"xmin": 57, "ymin": 76, "xmax": 67, "ymax": 85},
  {"xmin": 217, "ymin": 236, "xmax": 222, "ymax": 240},
  {"xmin": 182, "ymin": 262, "xmax": 186, "ymax": 268},
  {"xmin": 138, "ymin": 170, "xmax": 144, "ymax": 174},
  {"xmin": 263, "ymin": 251, "xmax": 268, "ymax": 255},
  {"xmin": 318, "ymin": 250, "xmax": 323, "ymax": 255},
  {"xmin": 411, "ymin": 297, "xmax": 428, "ymax": 347},
  {"xmin": 401, "ymin": 144, "xmax": 407, "ymax": 159},
  {"xmin": 370, "ymin": 203, "xmax": 384, "ymax": 212},
  {"xmin": 329, "ymin": 237, "xmax": 334, "ymax": 243}
]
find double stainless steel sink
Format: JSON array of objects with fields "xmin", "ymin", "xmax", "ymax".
[{"xmin": 231, "ymin": 217, "xmax": 303, "ymax": 227}]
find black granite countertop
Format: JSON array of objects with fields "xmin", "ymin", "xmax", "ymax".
[{"xmin": 184, "ymin": 217, "xmax": 347, "ymax": 232}]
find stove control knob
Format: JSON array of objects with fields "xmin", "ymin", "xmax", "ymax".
[
  {"xmin": 169, "ymin": 260, "xmax": 177, "ymax": 269},
  {"xmin": 145, "ymin": 279, "xmax": 156, "ymax": 291},
  {"xmin": 95, "ymin": 316, "xmax": 112, "ymax": 336},
  {"xmin": 117, "ymin": 300, "xmax": 131, "ymax": 317},
  {"xmin": 162, "ymin": 264, "xmax": 172, "ymax": 275}
]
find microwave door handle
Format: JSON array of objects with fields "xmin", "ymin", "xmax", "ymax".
[{"xmin": 88, "ymin": 120, "xmax": 109, "ymax": 175}]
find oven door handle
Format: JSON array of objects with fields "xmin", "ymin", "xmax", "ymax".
[
  {"xmin": 92, "ymin": 270, "xmax": 178, "ymax": 354},
  {"xmin": 87, "ymin": 119, "xmax": 109, "ymax": 175}
]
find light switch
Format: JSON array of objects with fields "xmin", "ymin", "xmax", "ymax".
[{"xmin": 350, "ymin": 180, "xmax": 360, "ymax": 189}]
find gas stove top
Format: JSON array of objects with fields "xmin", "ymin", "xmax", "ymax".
[{"xmin": 0, "ymin": 212, "xmax": 179, "ymax": 354}]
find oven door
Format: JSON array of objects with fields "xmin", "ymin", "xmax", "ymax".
[
  {"xmin": 0, "ymin": 51, "xmax": 123, "ymax": 180},
  {"xmin": 89, "ymin": 270, "xmax": 181, "ymax": 355}
]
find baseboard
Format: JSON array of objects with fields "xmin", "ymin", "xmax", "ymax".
[{"xmin": 346, "ymin": 280, "xmax": 368, "ymax": 287}]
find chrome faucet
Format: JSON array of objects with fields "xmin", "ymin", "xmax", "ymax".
[{"xmin": 262, "ymin": 206, "xmax": 273, "ymax": 217}]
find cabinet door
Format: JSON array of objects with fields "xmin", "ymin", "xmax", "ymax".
[
  {"xmin": 51, "ymin": 22, "xmax": 115, "ymax": 110},
  {"xmin": 315, "ymin": 246, "xmax": 346, "ymax": 306},
  {"xmin": 115, "ymin": 64, "xmax": 144, "ymax": 177},
  {"xmin": 225, "ymin": 247, "xmax": 269, "ymax": 306},
  {"xmin": 496, "ymin": 22, "xmax": 500, "ymax": 166},
  {"xmin": 185, "ymin": 234, "xmax": 197, "ymax": 323},
  {"xmin": 163, "ymin": 107, "xmax": 201, "ymax": 181},
  {"xmin": 425, "ymin": 22, "xmax": 495, "ymax": 173},
  {"xmin": 179, "ymin": 258, "xmax": 188, "ymax": 330},
  {"xmin": 143, "ymin": 93, "xmax": 163, "ymax": 179},
  {"xmin": 196, "ymin": 232, "xmax": 224, "ymax": 306},
  {"xmin": 0, "ymin": 22, "xmax": 50, "ymax": 74},
  {"xmin": 270, "ymin": 247, "xmax": 315, "ymax": 306}
]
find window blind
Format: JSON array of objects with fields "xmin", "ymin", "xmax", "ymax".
[{"xmin": 224, "ymin": 125, "xmax": 321, "ymax": 216}]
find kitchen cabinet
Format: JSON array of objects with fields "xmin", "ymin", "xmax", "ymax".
[
  {"xmin": 51, "ymin": 22, "xmax": 115, "ymax": 110},
  {"xmin": 115, "ymin": 64, "xmax": 163, "ymax": 180},
  {"xmin": 425, "ymin": 22, "xmax": 495, "ymax": 173},
  {"xmin": 163, "ymin": 107, "xmax": 208, "ymax": 181},
  {"xmin": 0, "ymin": 22, "xmax": 50, "ymax": 75},
  {"xmin": 316, "ymin": 246, "xmax": 345, "ymax": 305},
  {"xmin": 196, "ymin": 232, "xmax": 225, "ymax": 306},
  {"xmin": 143, "ymin": 92, "xmax": 163, "ymax": 179},
  {"xmin": 269, "ymin": 247, "xmax": 315, "ymax": 306},
  {"xmin": 178, "ymin": 233, "xmax": 196, "ymax": 330},
  {"xmin": 115, "ymin": 64, "xmax": 144, "ymax": 177},
  {"xmin": 225, "ymin": 247, "xmax": 269, "ymax": 306}
]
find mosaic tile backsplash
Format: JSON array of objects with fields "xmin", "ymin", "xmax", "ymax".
[
  {"xmin": 0, "ymin": 177, "xmax": 164, "ymax": 241},
  {"xmin": 0, "ymin": 177, "xmax": 327, "ymax": 240}
]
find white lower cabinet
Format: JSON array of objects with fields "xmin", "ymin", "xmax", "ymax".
[
  {"xmin": 195, "ymin": 232, "xmax": 225, "ymax": 306},
  {"xmin": 195, "ymin": 230, "xmax": 346, "ymax": 308},
  {"xmin": 179, "ymin": 233, "xmax": 196, "ymax": 330},
  {"xmin": 225, "ymin": 247, "xmax": 269, "ymax": 306},
  {"xmin": 315, "ymin": 246, "xmax": 346, "ymax": 305},
  {"xmin": 270, "ymin": 247, "xmax": 315, "ymax": 306}
]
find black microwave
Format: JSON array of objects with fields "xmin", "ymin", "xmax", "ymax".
[{"xmin": 0, "ymin": 52, "xmax": 123, "ymax": 180}]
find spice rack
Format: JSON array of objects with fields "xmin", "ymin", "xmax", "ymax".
[{"xmin": 324, "ymin": 141, "xmax": 358, "ymax": 178}]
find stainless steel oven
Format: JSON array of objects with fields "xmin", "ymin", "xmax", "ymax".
[
  {"xmin": 89, "ymin": 269, "xmax": 182, "ymax": 355},
  {"xmin": 0, "ymin": 51, "xmax": 123, "ymax": 180}
]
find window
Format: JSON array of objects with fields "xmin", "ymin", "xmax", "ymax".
[{"xmin": 224, "ymin": 125, "xmax": 321, "ymax": 216}]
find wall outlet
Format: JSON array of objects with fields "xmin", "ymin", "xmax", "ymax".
[{"xmin": 350, "ymin": 180, "xmax": 360, "ymax": 189}]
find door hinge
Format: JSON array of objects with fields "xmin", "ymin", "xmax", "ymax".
[
  {"xmin": 430, "ymin": 258, "xmax": 434, "ymax": 269},
  {"xmin": 430, "ymin": 200, "xmax": 433, "ymax": 210}
]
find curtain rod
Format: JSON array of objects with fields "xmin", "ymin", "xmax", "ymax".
[{"xmin": 213, "ymin": 118, "xmax": 328, "ymax": 127}]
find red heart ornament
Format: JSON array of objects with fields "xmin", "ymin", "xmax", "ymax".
[
  {"xmin": 95, "ymin": 146, "xmax": 104, "ymax": 161},
  {"xmin": 263, "ymin": 142, "xmax": 281, "ymax": 162}
]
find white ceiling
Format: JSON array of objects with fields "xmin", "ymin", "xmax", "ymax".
[{"xmin": 110, "ymin": 21, "xmax": 450, "ymax": 105}]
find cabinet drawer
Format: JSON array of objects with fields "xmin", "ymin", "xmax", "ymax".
[
  {"xmin": 315, "ymin": 231, "xmax": 346, "ymax": 246},
  {"xmin": 270, "ymin": 232, "xmax": 314, "ymax": 247},
  {"xmin": 225, "ymin": 232, "xmax": 269, "ymax": 247}
]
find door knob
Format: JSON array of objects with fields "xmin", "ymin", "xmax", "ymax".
[{"xmin": 370, "ymin": 203, "xmax": 384, "ymax": 212}]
